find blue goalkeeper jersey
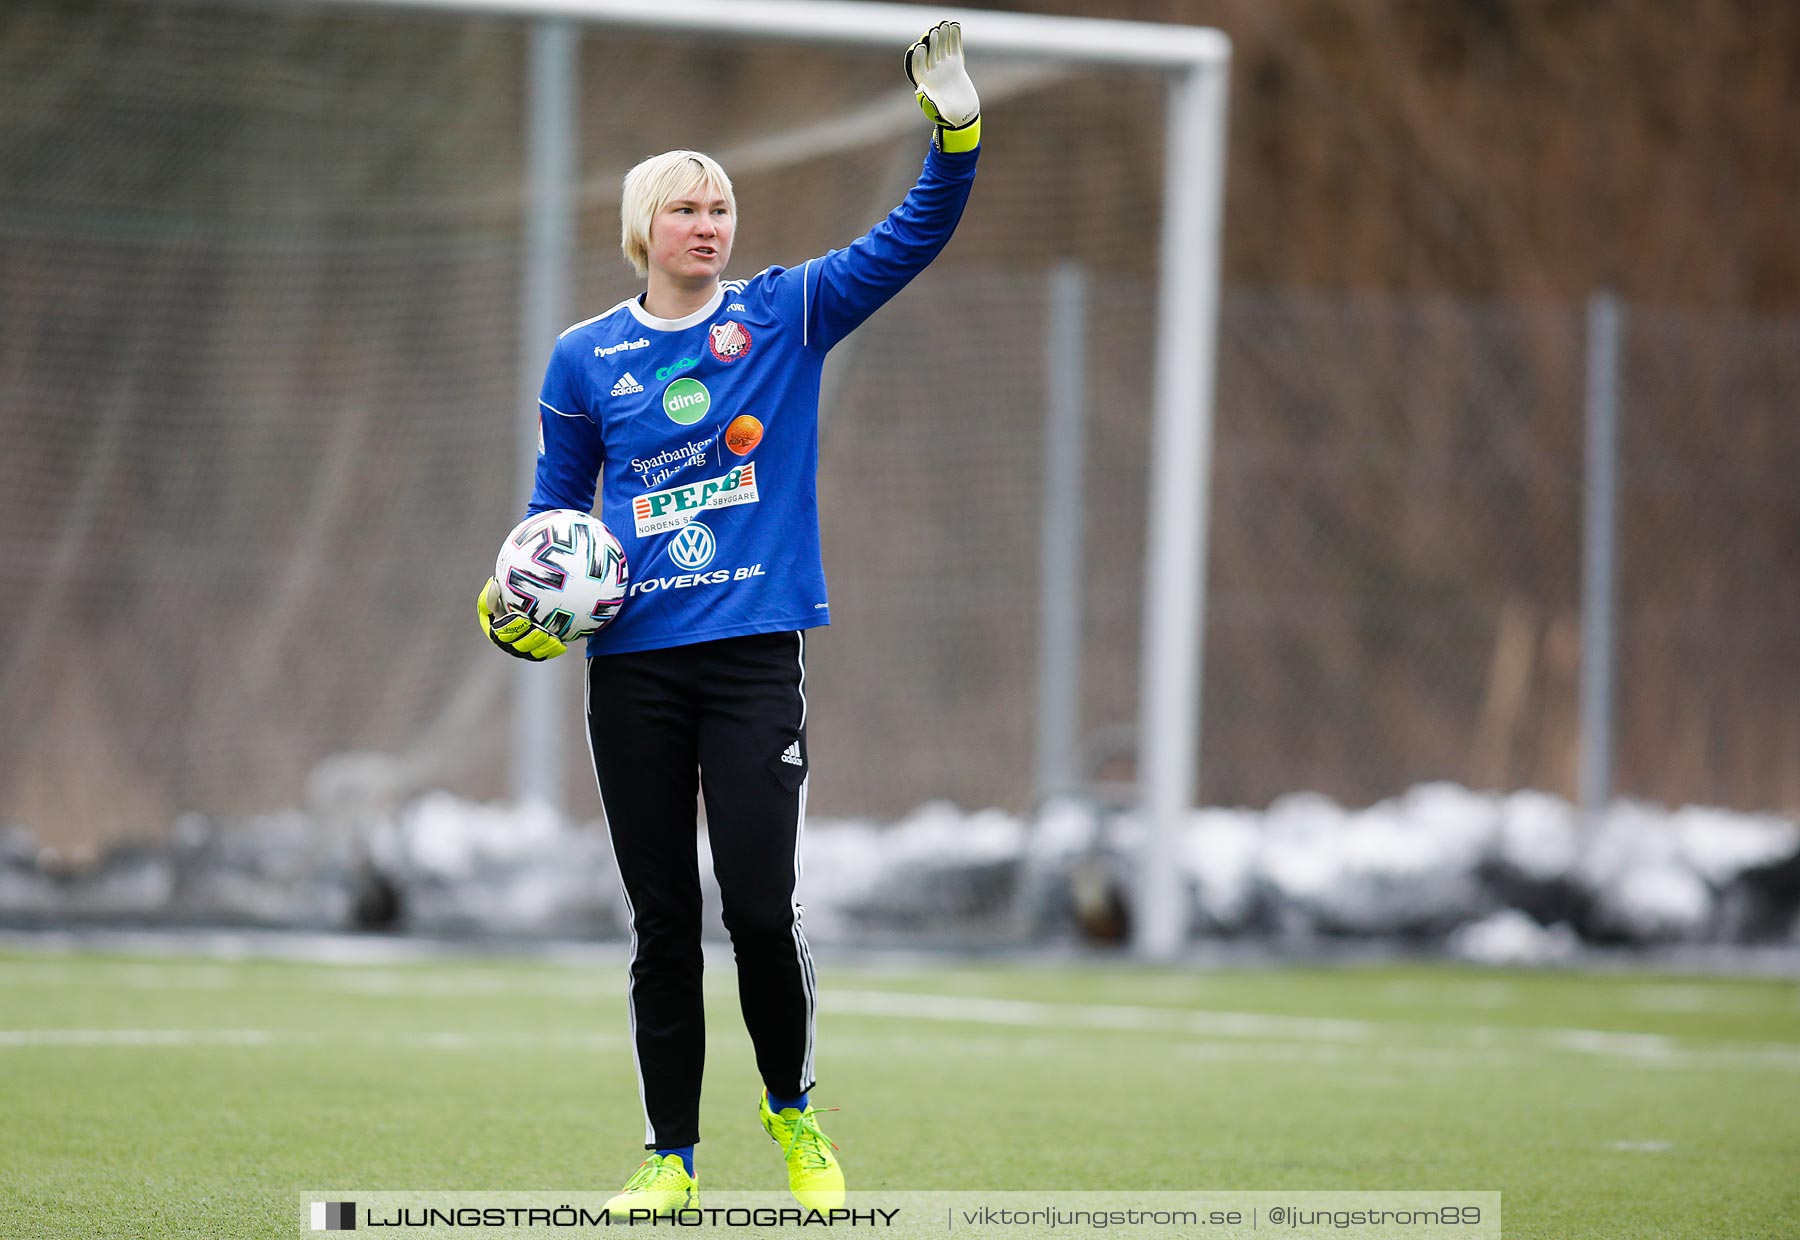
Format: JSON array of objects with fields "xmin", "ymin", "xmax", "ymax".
[{"xmin": 526, "ymin": 144, "xmax": 978, "ymax": 656}]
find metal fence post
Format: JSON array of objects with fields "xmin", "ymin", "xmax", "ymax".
[
  {"xmin": 513, "ymin": 19, "xmax": 577, "ymax": 812},
  {"xmin": 1580, "ymin": 291, "xmax": 1623, "ymax": 816},
  {"xmin": 1035, "ymin": 262, "xmax": 1088, "ymax": 805}
]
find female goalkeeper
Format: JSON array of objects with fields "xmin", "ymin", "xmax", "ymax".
[{"xmin": 475, "ymin": 22, "xmax": 980, "ymax": 1216}]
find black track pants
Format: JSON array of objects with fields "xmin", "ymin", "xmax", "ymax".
[{"xmin": 585, "ymin": 629, "xmax": 818, "ymax": 1149}]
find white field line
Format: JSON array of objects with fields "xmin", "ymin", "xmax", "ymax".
[
  {"xmin": 818, "ymin": 990, "xmax": 1800, "ymax": 1073},
  {"xmin": 2, "ymin": 1022, "xmax": 1797, "ymax": 1075},
  {"xmin": 0, "ymin": 929, "xmax": 632, "ymax": 967},
  {"xmin": 0, "ymin": 961, "xmax": 621, "ymax": 999},
  {"xmin": 4, "ymin": 962, "xmax": 1797, "ymax": 1071},
  {"xmin": 823, "ymin": 988, "xmax": 1376, "ymax": 1043},
  {"xmin": 0, "ymin": 1029, "xmax": 281, "ymax": 1047},
  {"xmin": 1622, "ymin": 983, "xmax": 1800, "ymax": 1014},
  {"xmin": 824, "ymin": 1030, "xmax": 1666, "ymax": 1073},
  {"xmin": 0, "ymin": 1028, "xmax": 622, "ymax": 1050},
  {"xmin": 4, "ymin": 958, "xmax": 1795, "ymax": 1015}
]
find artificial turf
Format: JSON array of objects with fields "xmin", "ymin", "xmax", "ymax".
[{"xmin": 1, "ymin": 946, "xmax": 1795, "ymax": 1238}]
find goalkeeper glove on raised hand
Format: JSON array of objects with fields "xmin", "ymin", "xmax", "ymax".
[
  {"xmin": 906, "ymin": 20, "xmax": 980, "ymax": 153},
  {"xmin": 477, "ymin": 576, "xmax": 567, "ymax": 662}
]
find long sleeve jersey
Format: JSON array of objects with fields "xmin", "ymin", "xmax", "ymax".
[{"xmin": 526, "ymin": 143, "xmax": 978, "ymax": 656}]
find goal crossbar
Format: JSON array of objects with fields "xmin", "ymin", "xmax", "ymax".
[
  {"xmin": 274, "ymin": 0, "xmax": 1230, "ymax": 68},
  {"xmin": 259, "ymin": 0, "xmax": 1231, "ymax": 960}
]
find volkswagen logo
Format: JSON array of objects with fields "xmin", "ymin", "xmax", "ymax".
[{"xmin": 669, "ymin": 521, "xmax": 716, "ymax": 570}]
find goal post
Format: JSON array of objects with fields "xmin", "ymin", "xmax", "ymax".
[
  {"xmin": 1139, "ymin": 55, "xmax": 1231, "ymax": 960},
  {"xmin": 269, "ymin": 0, "xmax": 1233, "ymax": 959}
]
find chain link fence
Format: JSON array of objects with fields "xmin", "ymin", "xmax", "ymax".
[{"xmin": 2, "ymin": 1, "xmax": 1794, "ymax": 852}]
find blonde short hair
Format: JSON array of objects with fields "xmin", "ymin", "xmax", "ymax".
[{"xmin": 619, "ymin": 150, "xmax": 737, "ymax": 278}]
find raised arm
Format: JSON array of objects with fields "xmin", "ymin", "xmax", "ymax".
[{"xmin": 801, "ymin": 21, "xmax": 982, "ymax": 352}]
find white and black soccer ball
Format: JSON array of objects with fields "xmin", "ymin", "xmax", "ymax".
[{"xmin": 493, "ymin": 509, "xmax": 628, "ymax": 641}]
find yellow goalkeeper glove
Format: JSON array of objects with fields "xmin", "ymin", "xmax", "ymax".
[
  {"xmin": 906, "ymin": 20, "xmax": 981, "ymax": 153},
  {"xmin": 477, "ymin": 576, "xmax": 568, "ymax": 661}
]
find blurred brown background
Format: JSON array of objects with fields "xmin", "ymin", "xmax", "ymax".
[{"xmin": 1, "ymin": 0, "xmax": 1794, "ymax": 851}]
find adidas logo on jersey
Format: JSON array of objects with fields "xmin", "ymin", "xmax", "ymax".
[
  {"xmin": 780, "ymin": 740, "xmax": 803, "ymax": 767},
  {"xmin": 611, "ymin": 372, "xmax": 644, "ymax": 396}
]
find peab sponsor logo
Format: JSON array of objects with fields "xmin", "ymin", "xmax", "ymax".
[
  {"xmin": 594, "ymin": 337, "xmax": 649, "ymax": 358},
  {"xmin": 632, "ymin": 462, "xmax": 760, "ymax": 536}
]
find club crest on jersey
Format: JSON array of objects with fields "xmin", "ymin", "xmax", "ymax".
[{"xmin": 708, "ymin": 320, "xmax": 752, "ymax": 363}]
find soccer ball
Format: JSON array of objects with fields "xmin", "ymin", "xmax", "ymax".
[{"xmin": 492, "ymin": 509, "xmax": 628, "ymax": 640}]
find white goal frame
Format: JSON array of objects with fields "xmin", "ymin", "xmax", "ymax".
[{"xmin": 276, "ymin": 0, "xmax": 1231, "ymax": 960}]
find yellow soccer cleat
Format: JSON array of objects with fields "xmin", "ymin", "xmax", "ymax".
[
  {"xmin": 602, "ymin": 1153, "xmax": 698, "ymax": 1218},
  {"xmin": 759, "ymin": 1090, "xmax": 845, "ymax": 1211}
]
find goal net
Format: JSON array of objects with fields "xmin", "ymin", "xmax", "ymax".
[
  {"xmin": 0, "ymin": 0, "xmax": 1210, "ymax": 850},
  {"xmin": 6, "ymin": 0, "xmax": 1795, "ymax": 878}
]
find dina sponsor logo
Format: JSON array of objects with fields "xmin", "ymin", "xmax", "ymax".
[
  {"xmin": 594, "ymin": 337, "xmax": 649, "ymax": 358},
  {"xmin": 631, "ymin": 462, "xmax": 760, "ymax": 537},
  {"xmin": 708, "ymin": 320, "xmax": 752, "ymax": 363},
  {"xmin": 662, "ymin": 378, "xmax": 711, "ymax": 426}
]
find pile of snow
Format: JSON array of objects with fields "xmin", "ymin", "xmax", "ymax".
[
  {"xmin": 1448, "ymin": 910, "xmax": 1580, "ymax": 966},
  {"xmin": 3, "ymin": 779, "xmax": 1797, "ymax": 949},
  {"xmin": 1256, "ymin": 785, "xmax": 1498, "ymax": 935}
]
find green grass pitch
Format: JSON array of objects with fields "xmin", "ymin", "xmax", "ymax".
[{"xmin": 1, "ymin": 946, "xmax": 1796, "ymax": 1238}]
